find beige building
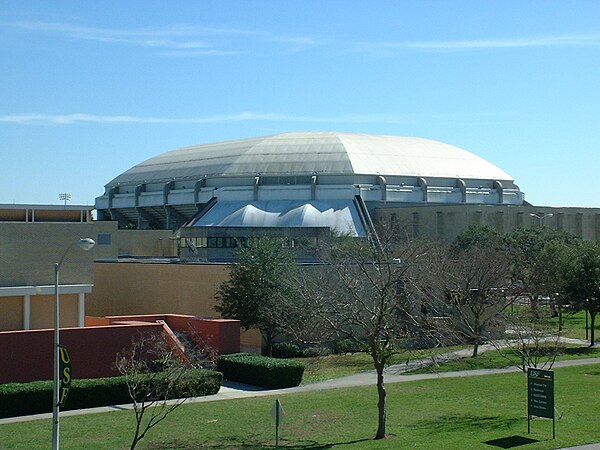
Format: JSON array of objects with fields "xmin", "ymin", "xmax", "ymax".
[
  {"xmin": 0, "ymin": 203, "xmax": 258, "ymax": 350},
  {"xmin": 0, "ymin": 204, "xmax": 175, "ymax": 332},
  {"xmin": 375, "ymin": 204, "xmax": 600, "ymax": 244},
  {"xmin": 0, "ymin": 204, "xmax": 113, "ymax": 331}
]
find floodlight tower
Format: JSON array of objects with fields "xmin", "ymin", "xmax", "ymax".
[{"xmin": 59, "ymin": 193, "xmax": 72, "ymax": 206}]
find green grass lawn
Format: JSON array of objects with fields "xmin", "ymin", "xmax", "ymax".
[
  {"xmin": 294, "ymin": 352, "xmax": 377, "ymax": 384},
  {"xmin": 553, "ymin": 310, "xmax": 599, "ymax": 341},
  {"xmin": 296, "ymin": 308, "xmax": 598, "ymax": 382},
  {"xmin": 296, "ymin": 346, "xmax": 467, "ymax": 384},
  {"xmin": 1, "ymin": 364, "xmax": 599, "ymax": 449},
  {"xmin": 505, "ymin": 306, "xmax": 598, "ymax": 342},
  {"xmin": 297, "ymin": 344, "xmax": 600, "ymax": 382}
]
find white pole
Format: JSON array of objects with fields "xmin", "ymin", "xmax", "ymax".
[
  {"xmin": 23, "ymin": 295, "xmax": 31, "ymax": 330},
  {"xmin": 51, "ymin": 238, "xmax": 95, "ymax": 450},
  {"xmin": 78, "ymin": 293, "xmax": 85, "ymax": 327},
  {"xmin": 52, "ymin": 262, "xmax": 60, "ymax": 450}
]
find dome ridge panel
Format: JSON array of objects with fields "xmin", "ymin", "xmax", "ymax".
[{"xmin": 104, "ymin": 131, "xmax": 514, "ymax": 188}]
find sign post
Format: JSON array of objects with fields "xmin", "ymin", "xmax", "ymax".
[
  {"xmin": 527, "ymin": 368, "xmax": 555, "ymax": 439},
  {"xmin": 271, "ymin": 399, "xmax": 284, "ymax": 449}
]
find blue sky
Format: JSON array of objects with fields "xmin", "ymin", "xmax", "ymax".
[{"xmin": 1, "ymin": 1, "xmax": 599, "ymax": 207}]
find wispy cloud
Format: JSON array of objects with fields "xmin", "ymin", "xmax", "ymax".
[
  {"xmin": 361, "ymin": 34, "xmax": 600, "ymax": 54},
  {"xmin": 12, "ymin": 21, "xmax": 315, "ymax": 56},
  {"xmin": 14, "ymin": 20, "xmax": 598, "ymax": 58},
  {"xmin": 14, "ymin": 21, "xmax": 247, "ymax": 37},
  {"xmin": 0, "ymin": 112, "xmax": 428, "ymax": 125}
]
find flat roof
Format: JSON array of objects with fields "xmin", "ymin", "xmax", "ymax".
[{"xmin": 0, "ymin": 204, "xmax": 93, "ymax": 211}]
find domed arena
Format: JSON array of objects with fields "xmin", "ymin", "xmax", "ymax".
[{"xmin": 95, "ymin": 132, "xmax": 523, "ymax": 237}]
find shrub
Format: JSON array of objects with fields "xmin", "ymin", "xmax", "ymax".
[
  {"xmin": 302, "ymin": 346, "xmax": 332, "ymax": 357},
  {"xmin": 0, "ymin": 369, "xmax": 222, "ymax": 419},
  {"xmin": 218, "ymin": 353, "xmax": 304, "ymax": 389},
  {"xmin": 0, "ymin": 380, "xmax": 56, "ymax": 418},
  {"xmin": 334, "ymin": 339, "xmax": 366, "ymax": 354},
  {"xmin": 169, "ymin": 368, "xmax": 222, "ymax": 398},
  {"xmin": 272, "ymin": 342, "xmax": 303, "ymax": 358}
]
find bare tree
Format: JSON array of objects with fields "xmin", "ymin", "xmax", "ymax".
[
  {"xmin": 493, "ymin": 307, "xmax": 562, "ymax": 373},
  {"xmin": 440, "ymin": 245, "xmax": 513, "ymax": 357},
  {"xmin": 287, "ymin": 236, "xmax": 439, "ymax": 440},
  {"xmin": 115, "ymin": 332, "xmax": 205, "ymax": 450}
]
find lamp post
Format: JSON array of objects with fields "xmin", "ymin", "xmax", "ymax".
[
  {"xmin": 529, "ymin": 212, "xmax": 553, "ymax": 227},
  {"xmin": 52, "ymin": 238, "xmax": 95, "ymax": 450}
]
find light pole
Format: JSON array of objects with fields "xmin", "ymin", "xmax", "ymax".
[
  {"xmin": 58, "ymin": 193, "xmax": 72, "ymax": 206},
  {"xmin": 529, "ymin": 212, "xmax": 553, "ymax": 227},
  {"xmin": 52, "ymin": 237, "xmax": 95, "ymax": 450}
]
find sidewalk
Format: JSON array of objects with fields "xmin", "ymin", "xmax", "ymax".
[
  {"xmin": 560, "ymin": 445, "xmax": 600, "ymax": 450},
  {"xmin": 2, "ymin": 356, "xmax": 598, "ymax": 425}
]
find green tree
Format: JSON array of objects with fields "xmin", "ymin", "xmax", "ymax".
[
  {"xmin": 535, "ymin": 239, "xmax": 577, "ymax": 329},
  {"xmin": 215, "ymin": 237, "xmax": 295, "ymax": 356},
  {"xmin": 504, "ymin": 228, "xmax": 579, "ymax": 314},
  {"xmin": 450, "ymin": 224, "xmax": 504, "ymax": 252},
  {"xmin": 561, "ymin": 240, "xmax": 600, "ymax": 346}
]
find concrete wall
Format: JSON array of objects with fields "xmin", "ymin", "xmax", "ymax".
[
  {"xmin": 0, "ymin": 221, "xmax": 118, "ymax": 287},
  {"xmin": 113, "ymin": 229, "xmax": 176, "ymax": 257},
  {"xmin": 88, "ymin": 261, "xmax": 262, "ymax": 353},
  {"xmin": 1, "ymin": 297, "xmax": 22, "ymax": 330},
  {"xmin": 0, "ymin": 292, "xmax": 88, "ymax": 332},
  {"xmin": 375, "ymin": 204, "xmax": 600, "ymax": 244},
  {"xmin": 88, "ymin": 262, "xmax": 229, "ymax": 317},
  {"xmin": 30, "ymin": 294, "xmax": 79, "ymax": 329}
]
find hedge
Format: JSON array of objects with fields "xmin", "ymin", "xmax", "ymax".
[
  {"xmin": 272, "ymin": 342, "xmax": 303, "ymax": 358},
  {"xmin": 0, "ymin": 368, "xmax": 222, "ymax": 419},
  {"xmin": 218, "ymin": 353, "xmax": 304, "ymax": 389}
]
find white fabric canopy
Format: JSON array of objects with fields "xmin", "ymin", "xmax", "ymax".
[{"xmin": 192, "ymin": 199, "xmax": 366, "ymax": 236}]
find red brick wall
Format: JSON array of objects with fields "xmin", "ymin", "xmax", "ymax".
[
  {"xmin": 191, "ymin": 319, "xmax": 240, "ymax": 355},
  {"xmin": 0, "ymin": 315, "xmax": 241, "ymax": 384},
  {"xmin": 104, "ymin": 314, "xmax": 241, "ymax": 355},
  {"xmin": 0, "ymin": 323, "xmax": 162, "ymax": 384}
]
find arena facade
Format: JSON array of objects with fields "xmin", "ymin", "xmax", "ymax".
[{"xmin": 95, "ymin": 131, "xmax": 600, "ymax": 260}]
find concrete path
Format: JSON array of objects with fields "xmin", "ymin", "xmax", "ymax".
[
  {"xmin": 2, "ymin": 356, "xmax": 598, "ymax": 426},
  {"xmin": 560, "ymin": 445, "xmax": 600, "ymax": 450}
]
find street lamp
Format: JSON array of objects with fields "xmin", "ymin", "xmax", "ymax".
[
  {"xmin": 52, "ymin": 238, "xmax": 95, "ymax": 450},
  {"xmin": 529, "ymin": 212, "xmax": 553, "ymax": 227}
]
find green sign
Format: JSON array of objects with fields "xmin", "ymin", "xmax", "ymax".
[
  {"xmin": 528, "ymin": 368, "xmax": 554, "ymax": 419},
  {"xmin": 58, "ymin": 345, "xmax": 72, "ymax": 407}
]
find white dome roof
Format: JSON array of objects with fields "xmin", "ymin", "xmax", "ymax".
[{"xmin": 106, "ymin": 131, "xmax": 514, "ymax": 187}]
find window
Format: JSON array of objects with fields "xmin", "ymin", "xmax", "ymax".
[{"xmin": 97, "ymin": 233, "xmax": 112, "ymax": 245}]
